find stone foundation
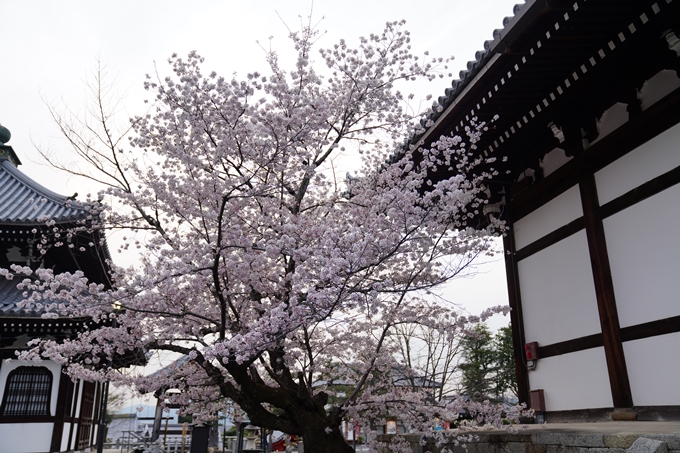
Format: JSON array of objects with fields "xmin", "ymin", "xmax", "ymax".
[{"xmin": 376, "ymin": 422, "xmax": 680, "ymax": 453}]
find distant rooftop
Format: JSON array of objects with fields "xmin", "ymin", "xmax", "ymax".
[
  {"xmin": 0, "ymin": 159, "xmax": 88, "ymax": 225},
  {"xmin": 0, "ymin": 127, "xmax": 110, "ymax": 319}
]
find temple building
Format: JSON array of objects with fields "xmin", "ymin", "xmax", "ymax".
[
  {"xmin": 416, "ymin": 0, "xmax": 680, "ymax": 420},
  {"xmin": 0, "ymin": 124, "xmax": 114, "ymax": 452}
]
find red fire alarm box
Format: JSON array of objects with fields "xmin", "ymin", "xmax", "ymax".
[
  {"xmin": 530, "ymin": 389, "xmax": 546, "ymax": 412},
  {"xmin": 525, "ymin": 342, "xmax": 539, "ymax": 361}
]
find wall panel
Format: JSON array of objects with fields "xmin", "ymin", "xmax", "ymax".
[
  {"xmin": 528, "ymin": 347, "xmax": 613, "ymax": 411},
  {"xmin": 595, "ymin": 122, "xmax": 680, "ymax": 205},
  {"xmin": 0, "ymin": 423, "xmax": 54, "ymax": 453},
  {"xmin": 603, "ymin": 184, "xmax": 680, "ymax": 327},
  {"xmin": 518, "ymin": 231, "xmax": 601, "ymax": 345},
  {"xmin": 514, "ymin": 185, "xmax": 583, "ymax": 249},
  {"xmin": 624, "ymin": 332, "xmax": 680, "ymax": 406}
]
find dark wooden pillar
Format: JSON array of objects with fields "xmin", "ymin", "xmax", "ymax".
[
  {"xmin": 503, "ymin": 227, "xmax": 530, "ymax": 406},
  {"xmin": 50, "ymin": 369, "xmax": 73, "ymax": 453},
  {"xmin": 579, "ymin": 173, "xmax": 633, "ymax": 408}
]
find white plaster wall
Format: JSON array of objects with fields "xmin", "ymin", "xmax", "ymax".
[
  {"xmin": 70, "ymin": 377, "xmax": 79, "ymax": 416},
  {"xmin": 603, "ymin": 184, "xmax": 680, "ymax": 327},
  {"xmin": 93, "ymin": 421, "xmax": 100, "ymax": 447},
  {"xmin": 589, "ymin": 102, "xmax": 629, "ymax": 147},
  {"xmin": 639, "ymin": 70, "xmax": 680, "ymax": 111},
  {"xmin": 0, "ymin": 423, "xmax": 54, "ymax": 453},
  {"xmin": 528, "ymin": 347, "xmax": 613, "ymax": 411},
  {"xmin": 0, "ymin": 359, "xmax": 61, "ymax": 416},
  {"xmin": 518, "ymin": 230, "xmax": 601, "ymax": 345},
  {"xmin": 595, "ymin": 122, "xmax": 680, "ymax": 205},
  {"xmin": 72, "ymin": 423, "xmax": 79, "ymax": 447},
  {"xmin": 540, "ymin": 147, "xmax": 573, "ymax": 178},
  {"xmin": 61, "ymin": 422, "xmax": 72, "ymax": 451},
  {"xmin": 74, "ymin": 378, "xmax": 83, "ymax": 418},
  {"xmin": 514, "ymin": 185, "xmax": 583, "ymax": 250},
  {"xmin": 624, "ymin": 332, "xmax": 680, "ymax": 406}
]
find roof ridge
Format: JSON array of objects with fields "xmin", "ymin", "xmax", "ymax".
[
  {"xmin": 0, "ymin": 160, "xmax": 89, "ymax": 225},
  {"xmin": 2, "ymin": 160, "xmax": 78, "ymax": 206}
]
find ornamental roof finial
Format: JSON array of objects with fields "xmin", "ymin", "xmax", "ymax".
[{"xmin": 0, "ymin": 123, "xmax": 11, "ymax": 145}]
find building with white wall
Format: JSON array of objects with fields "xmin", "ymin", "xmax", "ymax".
[
  {"xmin": 415, "ymin": 0, "xmax": 680, "ymax": 421},
  {"xmin": 0, "ymin": 125, "xmax": 128, "ymax": 452}
]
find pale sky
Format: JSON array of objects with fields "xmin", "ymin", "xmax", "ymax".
[{"xmin": 2, "ymin": 0, "xmax": 519, "ymax": 330}]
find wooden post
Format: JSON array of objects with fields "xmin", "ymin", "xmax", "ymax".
[
  {"xmin": 181, "ymin": 422, "xmax": 187, "ymax": 453},
  {"xmin": 579, "ymin": 173, "xmax": 633, "ymax": 408},
  {"xmin": 503, "ymin": 228, "xmax": 530, "ymax": 406},
  {"xmin": 50, "ymin": 369, "xmax": 73, "ymax": 453},
  {"xmin": 164, "ymin": 417, "xmax": 170, "ymax": 449}
]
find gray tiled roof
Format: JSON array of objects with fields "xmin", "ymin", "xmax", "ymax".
[
  {"xmin": 0, "ymin": 159, "xmax": 93, "ymax": 317},
  {"xmin": 413, "ymin": 2, "xmax": 528, "ymax": 142},
  {"xmin": 0, "ymin": 277, "xmax": 43, "ymax": 317},
  {"xmin": 0, "ymin": 159, "xmax": 88, "ymax": 224}
]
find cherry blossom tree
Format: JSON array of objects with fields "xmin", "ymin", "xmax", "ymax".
[{"xmin": 14, "ymin": 21, "xmax": 520, "ymax": 453}]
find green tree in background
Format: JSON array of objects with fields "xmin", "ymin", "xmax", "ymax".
[
  {"xmin": 459, "ymin": 324, "xmax": 518, "ymax": 403},
  {"xmin": 459, "ymin": 324, "xmax": 495, "ymax": 400},
  {"xmin": 491, "ymin": 325, "xmax": 517, "ymax": 402}
]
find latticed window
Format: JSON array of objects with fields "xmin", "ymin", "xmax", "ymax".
[{"xmin": 1, "ymin": 366, "xmax": 52, "ymax": 416}]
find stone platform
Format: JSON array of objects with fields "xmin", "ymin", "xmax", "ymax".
[{"xmin": 377, "ymin": 422, "xmax": 680, "ymax": 453}]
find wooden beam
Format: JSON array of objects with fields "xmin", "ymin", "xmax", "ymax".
[
  {"xmin": 515, "ymin": 217, "xmax": 585, "ymax": 261},
  {"xmin": 514, "ymin": 162, "xmax": 680, "ymax": 262},
  {"xmin": 579, "ymin": 173, "xmax": 633, "ymax": 408},
  {"xmin": 0, "ymin": 415, "xmax": 55, "ymax": 423},
  {"xmin": 539, "ymin": 333, "xmax": 604, "ymax": 358},
  {"xmin": 601, "ymin": 163, "xmax": 680, "ymax": 220},
  {"xmin": 509, "ymin": 86, "xmax": 680, "ymax": 222},
  {"xmin": 503, "ymin": 230, "xmax": 530, "ymax": 406},
  {"xmin": 50, "ymin": 369, "xmax": 72, "ymax": 453},
  {"xmin": 537, "ymin": 314, "xmax": 680, "ymax": 359},
  {"xmin": 621, "ymin": 314, "xmax": 680, "ymax": 342}
]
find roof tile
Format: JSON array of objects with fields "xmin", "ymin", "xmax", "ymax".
[{"xmin": 0, "ymin": 160, "xmax": 88, "ymax": 225}]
